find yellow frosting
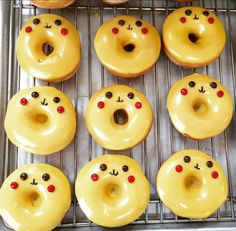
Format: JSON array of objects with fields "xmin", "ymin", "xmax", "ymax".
[
  {"xmin": 85, "ymin": 85, "xmax": 153, "ymax": 150},
  {"xmin": 0, "ymin": 163, "xmax": 71, "ymax": 231},
  {"xmin": 156, "ymin": 149, "xmax": 228, "ymax": 218},
  {"xmin": 94, "ymin": 15, "xmax": 161, "ymax": 78},
  {"xmin": 31, "ymin": 0, "xmax": 75, "ymax": 8},
  {"xmin": 16, "ymin": 14, "xmax": 80, "ymax": 82},
  {"xmin": 167, "ymin": 73, "xmax": 233, "ymax": 139},
  {"xmin": 4, "ymin": 86, "xmax": 76, "ymax": 155},
  {"xmin": 75, "ymin": 154, "xmax": 150, "ymax": 227},
  {"xmin": 163, "ymin": 7, "xmax": 226, "ymax": 67}
]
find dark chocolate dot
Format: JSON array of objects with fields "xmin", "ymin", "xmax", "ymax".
[
  {"xmin": 105, "ymin": 91, "xmax": 113, "ymax": 99},
  {"xmin": 122, "ymin": 165, "xmax": 129, "ymax": 172},
  {"xmin": 206, "ymin": 161, "xmax": 213, "ymax": 168},
  {"xmin": 33, "ymin": 18, "xmax": 40, "ymax": 25},
  {"xmin": 210, "ymin": 82, "xmax": 217, "ymax": 89},
  {"xmin": 118, "ymin": 19, "xmax": 125, "ymax": 26},
  {"xmin": 135, "ymin": 20, "xmax": 142, "ymax": 27},
  {"xmin": 31, "ymin": 91, "xmax": 39, "ymax": 98},
  {"xmin": 42, "ymin": 173, "xmax": 50, "ymax": 181},
  {"xmin": 55, "ymin": 19, "xmax": 62, "ymax": 26},
  {"xmin": 189, "ymin": 81, "xmax": 196, "ymax": 88},
  {"xmin": 203, "ymin": 11, "xmax": 209, "ymax": 16},
  {"xmin": 127, "ymin": 92, "xmax": 134, "ymax": 99},
  {"xmin": 20, "ymin": 173, "xmax": 28, "ymax": 180},
  {"xmin": 185, "ymin": 9, "xmax": 192, "ymax": 16},
  {"xmin": 100, "ymin": 164, "xmax": 107, "ymax": 171},
  {"xmin": 183, "ymin": 156, "xmax": 191, "ymax": 163},
  {"xmin": 53, "ymin": 97, "xmax": 60, "ymax": 103}
]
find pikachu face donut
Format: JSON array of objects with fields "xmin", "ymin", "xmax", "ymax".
[
  {"xmin": 4, "ymin": 86, "xmax": 76, "ymax": 155},
  {"xmin": 0, "ymin": 163, "xmax": 71, "ymax": 231},
  {"xmin": 85, "ymin": 85, "xmax": 153, "ymax": 150},
  {"xmin": 31, "ymin": 0, "xmax": 75, "ymax": 8},
  {"xmin": 75, "ymin": 154, "xmax": 150, "ymax": 227},
  {"xmin": 163, "ymin": 7, "xmax": 226, "ymax": 67},
  {"xmin": 167, "ymin": 73, "xmax": 233, "ymax": 139},
  {"xmin": 156, "ymin": 149, "xmax": 228, "ymax": 218},
  {"xmin": 16, "ymin": 14, "xmax": 80, "ymax": 82},
  {"xmin": 94, "ymin": 16, "xmax": 161, "ymax": 78}
]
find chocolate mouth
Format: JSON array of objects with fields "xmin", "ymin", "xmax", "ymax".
[
  {"xmin": 127, "ymin": 24, "xmax": 133, "ymax": 30},
  {"xmin": 198, "ymin": 86, "xmax": 206, "ymax": 93},
  {"xmin": 193, "ymin": 14, "xmax": 199, "ymax": 20},
  {"xmin": 44, "ymin": 23, "xmax": 52, "ymax": 29},
  {"xmin": 116, "ymin": 96, "xmax": 124, "ymax": 103},
  {"xmin": 30, "ymin": 178, "xmax": 38, "ymax": 185},
  {"xmin": 41, "ymin": 98, "xmax": 48, "ymax": 106},
  {"xmin": 188, "ymin": 33, "xmax": 199, "ymax": 43},
  {"xmin": 110, "ymin": 169, "xmax": 119, "ymax": 176},
  {"xmin": 194, "ymin": 163, "xmax": 201, "ymax": 170}
]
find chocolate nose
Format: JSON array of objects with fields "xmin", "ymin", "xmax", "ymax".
[
  {"xmin": 194, "ymin": 163, "xmax": 200, "ymax": 170},
  {"xmin": 198, "ymin": 86, "xmax": 206, "ymax": 93},
  {"xmin": 116, "ymin": 96, "xmax": 123, "ymax": 103},
  {"xmin": 30, "ymin": 178, "xmax": 38, "ymax": 185},
  {"xmin": 41, "ymin": 98, "xmax": 48, "ymax": 106},
  {"xmin": 110, "ymin": 169, "xmax": 119, "ymax": 176}
]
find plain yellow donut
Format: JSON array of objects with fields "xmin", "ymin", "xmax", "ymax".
[
  {"xmin": 4, "ymin": 86, "xmax": 76, "ymax": 155},
  {"xmin": 156, "ymin": 149, "xmax": 228, "ymax": 218},
  {"xmin": 0, "ymin": 163, "xmax": 71, "ymax": 231},
  {"xmin": 167, "ymin": 73, "xmax": 233, "ymax": 139},
  {"xmin": 85, "ymin": 85, "xmax": 153, "ymax": 150},
  {"xmin": 94, "ymin": 15, "xmax": 161, "ymax": 78},
  {"xmin": 16, "ymin": 14, "xmax": 80, "ymax": 82},
  {"xmin": 75, "ymin": 154, "xmax": 150, "ymax": 227},
  {"xmin": 31, "ymin": 0, "xmax": 75, "ymax": 8},
  {"xmin": 163, "ymin": 6, "xmax": 226, "ymax": 68}
]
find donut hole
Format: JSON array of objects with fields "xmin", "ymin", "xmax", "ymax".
[
  {"xmin": 184, "ymin": 175, "xmax": 202, "ymax": 191},
  {"xmin": 42, "ymin": 43, "xmax": 54, "ymax": 56},
  {"xmin": 105, "ymin": 184, "xmax": 121, "ymax": 199},
  {"xmin": 192, "ymin": 101, "xmax": 208, "ymax": 114},
  {"xmin": 35, "ymin": 113, "xmax": 48, "ymax": 124},
  {"xmin": 188, "ymin": 33, "xmax": 199, "ymax": 43},
  {"xmin": 123, "ymin": 43, "xmax": 135, "ymax": 52},
  {"xmin": 28, "ymin": 192, "xmax": 41, "ymax": 207},
  {"xmin": 113, "ymin": 109, "xmax": 128, "ymax": 125}
]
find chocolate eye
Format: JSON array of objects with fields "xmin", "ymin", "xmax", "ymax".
[
  {"xmin": 118, "ymin": 19, "xmax": 125, "ymax": 26},
  {"xmin": 127, "ymin": 92, "xmax": 134, "ymax": 99},
  {"xmin": 31, "ymin": 91, "xmax": 39, "ymax": 98},
  {"xmin": 105, "ymin": 91, "xmax": 113, "ymax": 99},
  {"xmin": 203, "ymin": 11, "xmax": 209, "ymax": 16},
  {"xmin": 188, "ymin": 81, "xmax": 196, "ymax": 88},
  {"xmin": 206, "ymin": 161, "xmax": 213, "ymax": 168},
  {"xmin": 135, "ymin": 20, "xmax": 142, "ymax": 27},
  {"xmin": 20, "ymin": 173, "xmax": 28, "ymax": 180},
  {"xmin": 185, "ymin": 9, "xmax": 192, "ymax": 16},
  {"xmin": 33, "ymin": 18, "xmax": 40, "ymax": 25},
  {"xmin": 183, "ymin": 156, "xmax": 191, "ymax": 163},
  {"xmin": 122, "ymin": 165, "xmax": 129, "ymax": 172},
  {"xmin": 210, "ymin": 82, "xmax": 217, "ymax": 89},
  {"xmin": 100, "ymin": 164, "xmax": 107, "ymax": 171},
  {"xmin": 53, "ymin": 97, "xmax": 60, "ymax": 103},
  {"xmin": 42, "ymin": 173, "xmax": 50, "ymax": 181},
  {"xmin": 55, "ymin": 19, "xmax": 62, "ymax": 26}
]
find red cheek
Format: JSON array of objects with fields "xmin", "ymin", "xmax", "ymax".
[
  {"xmin": 211, "ymin": 171, "xmax": 219, "ymax": 179},
  {"xmin": 10, "ymin": 182, "xmax": 19, "ymax": 189},
  {"xmin": 20, "ymin": 98, "xmax": 28, "ymax": 105},
  {"xmin": 25, "ymin": 26, "xmax": 32, "ymax": 33},
  {"xmin": 91, "ymin": 173, "xmax": 99, "ymax": 181},
  {"xmin": 97, "ymin": 101, "xmax": 105, "ymax": 109},
  {"xmin": 135, "ymin": 102, "xmax": 142, "ymax": 109},
  {"xmin": 180, "ymin": 88, "xmax": 188, "ymax": 95},
  {"xmin": 128, "ymin": 175, "xmax": 135, "ymax": 183},
  {"xmin": 175, "ymin": 165, "xmax": 183, "ymax": 172},
  {"xmin": 57, "ymin": 106, "xmax": 64, "ymax": 113},
  {"xmin": 47, "ymin": 185, "xmax": 56, "ymax": 193},
  {"xmin": 208, "ymin": 17, "xmax": 214, "ymax": 24},
  {"xmin": 180, "ymin": 17, "xmax": 186, "ymax": 23},
  {"xmin": 112, "ymin": 27, "xmax": 119, "ymax": 34},
  {"xmin": 61, "ymin": 28, "xmax": 68, "ymax": 35},
  {"xmin": 141, "ymin": 27, "xmax": 148, "ymax": 34},
  {"xmin": 217, "ymin": 90, "xmax": 224, "ymax": 97}
]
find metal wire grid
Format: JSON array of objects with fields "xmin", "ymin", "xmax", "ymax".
[{"xmin": 0, "ymin": 0, "xmax": 236, "ymax": 229}]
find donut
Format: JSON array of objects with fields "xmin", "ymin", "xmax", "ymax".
[
  {"xmin": 163, "ymin": 6, "xmax": 226, "ymax": 68},
  {"xmin": 0, "ymin": 163, "xmax": 71, "ymax": 231},
  {"xmin": 102, "ymin": 0, "xmax": 128, "ymax": 4},
  {"xmin": 94, "ymin": 15, "xmax": 161, "ymax": 78},
  {"xmin": 31, "ymin": 0, "xmax": 75, "ymax": 8},
  {"xmin": 156, "ymin": 149, "xmax": 228, "ymax": 218},
  {"xmin": 167, "ymin": 73, "xmax": 233, "ymax": 139},
  {"xmin": 16, "ymin": 14, "xmax": 80, "ymax": 82},
  {"xmin": 85, "ymin": 85, "xmax": 153, "ymax": 150},
  {"xmin": 75, "ymin": 154, "xmax": 150, "ymax": 227},
  {"xmin": 4, "ymin": 86, "xmax": 76, "ymax": 155}
]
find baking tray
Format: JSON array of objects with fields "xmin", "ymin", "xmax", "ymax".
[{"xmin": 0, "ymin": 0, "xmax": 236, "ymax": 230}]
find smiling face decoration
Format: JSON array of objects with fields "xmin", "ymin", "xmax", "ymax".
[
  {"xmin": 85, "ymin": 85, "xmax": 153, "ymax": 150},
  {"xmin": 167, "ymin": 73, "xmax": 233, "ymax": 139},
  {"xmin": 156, "ymin": 149, "xmax": 228, "ymax": 218},
  {"xmin": 4, "ymin": 86, "xmax": 76, "ymax": 155}
]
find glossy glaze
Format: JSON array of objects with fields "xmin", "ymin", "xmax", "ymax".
[
  {"xmin": 4, "ymin": 86, "xmax": 76, "ymax": 155},
  {"xmin": 156, "ymin": 149, "xmax": 228, "ymax": 218},
  {"xmin": 85, "ymin": 85, "xmax": 153, "ymax": 150},
  {"xmin": 163, "ymin": 6, "xmax": 226, "ymax": 67},
  {"xmin": 94, "ymin": 15, "xmax": 161, "ymax": 78},
  {"xmin": 0, "ymin": 163, "xmax": 71, "ymax": 231},
  {"xmin": 75, "ymin": 154, "xmax": 150, "ymax": 227},
  {"xmin": 167, "ymin": 73, "xmax": 233, "ymax": 139},
  {"xmin": 102, "ymin": 0, "xmax": 128, "ymax": 4},
  {"xmin": 32, "ymin": 0, "xmax": 75, "ymax": 8},
  {"xmin": 16, "ymin": 14, "xmax": 80, "ymax": 82}
]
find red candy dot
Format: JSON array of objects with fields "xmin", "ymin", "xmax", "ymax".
[
  {"xmin": 61, "ymin": 28, "xmax": 68, "ymax": 35},
  {"xmin": 10, "ymin": 182, "xmax": 18, "ymax": 190},
  {"xmin": 211, "ymin": 171, "xmax": 219, "ymax": 179},
  {"xmin": 25, "ymin": 26, "xmax": 32, "ymax": 33},
  {"xmin": 112, "ymin": 27, "xmax": 119, "ymax": 34},
  {"xmin": 175, "ymin": 165, "xmax": 183, "ymax": 172},
  {"xmin": 181, "ymin": 88, "xmax": 188, "ymax": 96},
  {"xmin": 135, "ymin": 102, "xmax": 142, "ymax": 109},
  {"xmin": 97, "ymin": 101, "xmax": 105, "ymax": 109},
  {"xmin": 91, "ymin": 173, "xmax": 99, "ymax": 181},
  {"xmin": 57, "ymin": 106, "xmax": 64, "ymax": 113},
  {"xmin": 217, "ymin": 90, "xmax": 224, "ymax": 97},
  {"xmin": 141, "ymin": 27, "xmax": 148, "ymax": 34},
  {"xmin": 128, "ymin": 175, "xmax": 135, "ymax": 183},
  {"xmin": 208, "ymin": 17, "xmax": 214, "ymax": 24},
  {"xmin": 20, "ymin": 98, "xmax": 28, "ymax": 105},
  {"xmin": 180, "ymin": 17, "xmax": 186, "ymax": 23},
  {"xmin": 47, "ymin": 185, "xmax": 56, "ymax": 193}
]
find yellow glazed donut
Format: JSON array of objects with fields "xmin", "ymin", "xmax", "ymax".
[
  {"xmin": 32, "ymin": 0, "xmax": 75, "ymax": 9},
  {"xmin": 0, "ymin": 163, "xmax": 71, "ymax": 231},
  {"xmin": 94, "ymin": 16, "xmax": 161, "ymax": 78},
  {"xmin": 85, "ymin": 85, "xmax": 153, "ymax": 150},
  {"xmin": 167, "ymin": 73, "xmax": 233, "ymax": 139},
  {"xmin": 4, "ymin": 86, "xmax": 76, "ymax": 155},
  {"xmin": 156, "ymin": 149, "xmax": 228, "ymax": 218},
  {"xmin": 16, "ymin": 14, "xmax": 80, "ymax": 82},
  {"xmin": 75, "ymin": 154, "xmax": 150, "ymax": 227},
  {"xmin": 163, "ymin": 7, "xmax": 226, "ymax": 68}
]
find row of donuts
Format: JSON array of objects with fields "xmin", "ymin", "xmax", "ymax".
[
  {"xmin": 16, "ymin": 5, "xmax": 226, "ymax": 82},
  {"xmin": 0, "ymin": 149, "xmax": 228, "ymax": 230}
]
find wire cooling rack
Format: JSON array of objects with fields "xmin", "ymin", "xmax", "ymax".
[{"xmin": 0, "ymin": 0, "xmax": 236, "ymax": 230}]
